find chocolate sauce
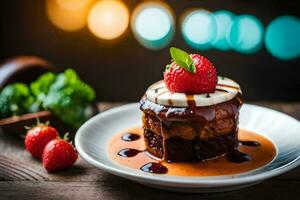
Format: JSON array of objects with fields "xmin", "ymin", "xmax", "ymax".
[
  {"xmin": 167, "ymin": 98, "xmax": 173, "ymax": 106},
  {"xmin": 187, "ymin": 95, "xmax": 196, "ymax": 107},
  {"xmin": 140, "ymin": 93, "xmax": 243, "ymax": 122},
  {"xmin": 225, "ymin": 141, "xmax": 260, "ymax": 163},
  {"xmin": 117, "ymin": 131, "xmax": 261, "ymax": 170},
  {"xmin": 215, "ymin": 88, "xmax": 228, "ymax": 93},
  {"xmin": 118, "ymin": 148, "xmax": 141, "ymax": 157},
  {"xmin": 121, "ymin": 133, "xmax": 140, "ymax": 141},
  {"xmin": 140, "ymin": 93, "xmax": 243, "ymax": 163},
  {"xmin": 217, "ymin": 83, "xmax": 240, "ymax": 90},
  {"xmin": 154, "ymin": 86, "xmax": 164, "ymax": 93},
  {"xmin": 140, "ymin": 162, "xmax": 168, "ymax": 174},
  {"xmin": 109, "ymin": 128, "xmax": 276, "ymax": 176},
  {"xmin": 227, "ymin": 151, "xmax": 251, "ymax": 163},
  {"xmin": 239, "ymin": 141, "xmax": 261, "ymax": 147}
]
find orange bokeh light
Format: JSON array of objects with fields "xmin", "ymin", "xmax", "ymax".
[
  {"xmin": 46, "ymin": 0, "xmax": 93, "ymax": 31},
  {"xmin": 87, "ymin": 0, "xmax": 129, "ymax": 40},
  {"xmin": 56, "ymin": 0, "xmax": 90, "ymax": 10}
]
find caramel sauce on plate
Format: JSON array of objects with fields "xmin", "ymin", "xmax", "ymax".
[{"xmin": 108, "ymin": 127, "xmax": 276, "ymax": 176}]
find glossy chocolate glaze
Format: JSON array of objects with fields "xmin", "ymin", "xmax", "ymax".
[
  {"xmin": 140, "ymin": 93, "xmax": 243, "ymax": 122},
  {"xmin": 140, "ymin": 93, "xmax": 243, "ymax": 161}
]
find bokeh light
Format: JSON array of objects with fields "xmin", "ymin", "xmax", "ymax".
[
  {"xmin": 211, "ymin": 10, "xmax": 235, "ymax": 51},
  {"xmin": 265, "ymin": 15, "xmax": 300, "ymax": 60},
  {"xmin": 87, "ymin": 0, "xmax": 129, "ymax": 40},
  {"xmin": 227, "ymin": 14, "xmax": 264, "ymax": 54},
  {"xmin": 56, "ymin": 0, "xmax": 90, "ymax": 10},
  {"xmin": 131, "ymin": 2, "xmax": 175, "ymax": 50},
  {"xmin": 181, "ymin": 9, "xmax": 217, "ymax": 50},
  {"xmin": 46, "ymin": 0, "xmax": 91, "ymax": 31}
]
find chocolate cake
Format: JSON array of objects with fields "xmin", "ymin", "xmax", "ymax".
[{"xmin": 140, "ymin": 77, "xmax": 243, "ymax": 162}]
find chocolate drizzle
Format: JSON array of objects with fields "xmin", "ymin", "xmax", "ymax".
[
  {"xmin": 215, "ymin": 88, "xmax": 228, "ymax": 93},
  {"xmin": 217, "ymin": 83, "xmax": 240, "ymax": 90},
  {"xmin": 227, "ymin": 151, "xmax": 251, "ymax": 163},
  {"xmin": 121, "ymin": 133, "xmax": 140, "ymax": 141},
  {"xmin": 110, "ymin": 128, "xmax": 276, "ymax": 176},
  {"xmin": 118, "ymin": 148, "xmax": 142, "ymax": 157},
  {"xmin": 146, "ymin": 79, "xmax": 242, "ymax": 108},
  {"xmin": 140, "ymin": 162, "xmax": 168, "ymax": 174},
  {"xmin": 239, "ymin": 141, "xmax": 261, "ymax": 147},
  {"xmin": 140, "ymin": 93, "xmax": 243, "ymax": 162},
  {"xmin": 186, "ymin": 95, "xmax": 196, "ymax": 107},
  {"xmin": 140, "ymin": 93, "xmax": 243, "ymax": 121},
  {"xmin": 153, "ymin": 86, "xmax": 164, "ymax": 93},
  {"xmin": 115, "ymin": 130, "xmax": 264, "ymax": 175},
  {"xmin": 226, "ymin": 140, "xmax": 261, "ymax": 163}
]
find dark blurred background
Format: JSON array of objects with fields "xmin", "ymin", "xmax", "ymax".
[{"xmin": 0, "ymin": 0, "xmax": 299, "ymax": 101}]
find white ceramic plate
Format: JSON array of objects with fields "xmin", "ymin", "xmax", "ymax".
[{"xmin": 75, "ymin": 103, "xmax": 300, "ymax": 193}]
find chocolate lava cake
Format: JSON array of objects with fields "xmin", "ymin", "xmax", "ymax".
[{"xmin": 140, "ymin": 76, "xmax": 243, "ymax": 162}]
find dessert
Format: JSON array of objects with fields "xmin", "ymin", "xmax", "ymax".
[
  {"xmin": 108, "ymin": 47, "xmax": 276, "ymax": 176},
  {"xmin": 140, "ymin": 47, "xmax": 243, "ymax": 162}
]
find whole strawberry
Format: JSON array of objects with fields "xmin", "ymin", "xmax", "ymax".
[
  {"xmin": 164, "ymin": 47, "xmax": 217, "ymax": 94},
  {"xmin": 42, "ymin": 139, "xmax": 78, "ymax": 172},
  {"xmin": 25, "ymin": 123, "xmax": 59, "ymax": 159}
]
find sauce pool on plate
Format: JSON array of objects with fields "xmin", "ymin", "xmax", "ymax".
[{"xmin": 108, "ymin": 127, "xmax": 276, "ymax": 176}]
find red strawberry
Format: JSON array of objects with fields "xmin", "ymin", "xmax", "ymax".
[
  {"xmin": 164, "ymin": 47, "xmax": 217, "ymax": 94},
  {"xmin": 42, "ymin": 139, "xmax": 78, "ymax": 172},
  {"xmin": 25, "ymin": 125, "xmax": 59, "ymax": 159}
]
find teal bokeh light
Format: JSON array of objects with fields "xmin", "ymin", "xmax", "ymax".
[
  {"xmin": 227, "ymin": 14, "xmax": 264, "ymax": 54},
  {"xmin": 265, "ymin": 15, "xmax": 300, "ymax": 60},
  {"xmin": 182, "ymin": 10, "xmax": 217, "ymax": 50},
  {"xmin": 211, "ymin": 10, "xmax": 235, "ymax": 51},
  {"xmin": 131, "ymin": 3, "xmax": 174, "ymax": 50}
]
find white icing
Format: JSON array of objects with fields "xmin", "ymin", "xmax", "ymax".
[{"xmin": 145, "ymin": 76, "xmax": 242, "ymax": 107}]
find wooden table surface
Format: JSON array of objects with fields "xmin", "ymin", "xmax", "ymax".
[{"xmin": 0, "ymin": 102, "xmax": 300, "ymax": 200}]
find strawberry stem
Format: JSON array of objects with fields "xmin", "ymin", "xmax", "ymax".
[
  {"xmin": 63, "ymin": 132, "xmax": 70, "ymax": 141},
  {"xmin": 24, "ymin": 118, "xmax": 50, "ymax": 130}
]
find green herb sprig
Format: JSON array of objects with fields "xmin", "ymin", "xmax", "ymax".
[{"xmin": 169, "ymin": 47, "xmax": 196, "ymax": 73}]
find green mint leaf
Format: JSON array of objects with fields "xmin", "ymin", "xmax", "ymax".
[
  {"xmin": 170, "ymin": 47, "xmax": 195, "ymax": 73},
  {"xmin": 165, "ymin": 64, "xmax": 170, "ymax": 70}
]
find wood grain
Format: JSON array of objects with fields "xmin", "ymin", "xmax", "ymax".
[
  {"xmin": 0, "ymin": 179, "xmax": 300, "ymax": 200},
  {"xmin": 0, "ymin": 102, "xmax": 299, "ymax": 200}
]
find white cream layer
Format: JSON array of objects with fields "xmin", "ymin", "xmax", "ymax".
[{"xmin": 145, "ymin": 76, "xmax": 242, "ymax": 107}]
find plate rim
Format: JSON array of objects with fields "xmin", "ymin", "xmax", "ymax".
[{"xmin": 75, "ymin": 103, "xmax": 300, "ymax": 187}]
